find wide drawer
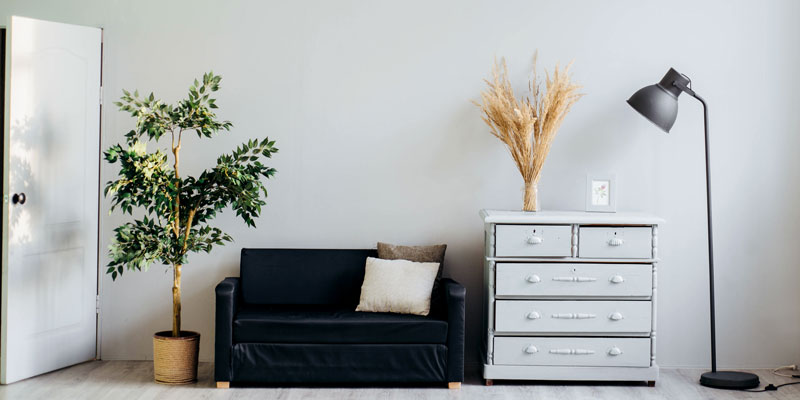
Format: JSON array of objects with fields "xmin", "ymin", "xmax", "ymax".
[
  {"xmin": 495, "ymin": 225, "xmax": 572, "ymax": 257},
  {"xmin": 495, "ymin": 300, "xmax": 651, "ymax": 334},
  {"xmin": 493, "ymin": 337, "xmax": 651, "ymax": 367},
  {"xmin": 496, "ymin": 263, "xmax": 652, "ymax": 298},
  {"xmin": 579, "ymin": 227, "xmax": 653, "ymax": 259}
]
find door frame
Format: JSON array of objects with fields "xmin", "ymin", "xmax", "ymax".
[
  {"xmin": 1, "ymin": 23, "xmax": 9, "ymax": 376},
  {"xmin": 94, "ymin": 27, "xmax": 104, "ymax": 361}
]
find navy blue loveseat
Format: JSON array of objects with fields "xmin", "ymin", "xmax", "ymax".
[{"xmin": 214, "ymin": 248, "xmax": 465, "ymax": 388}]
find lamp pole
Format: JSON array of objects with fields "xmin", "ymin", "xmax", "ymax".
[{"xmin": 677, "ymin": 87, "xmax": 717, "ymax": 372}]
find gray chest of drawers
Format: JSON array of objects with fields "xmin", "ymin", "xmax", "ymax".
[{"xmin": 481, "ymin": 210, "xmax": 663, "ymax": 386}]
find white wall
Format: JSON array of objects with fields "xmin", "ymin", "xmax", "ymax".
[{"xmin": 2, "ymin": 0, "xmax": 799, "ymax": 368}]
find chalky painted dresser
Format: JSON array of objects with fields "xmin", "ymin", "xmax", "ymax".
[{"xmin": 481, "ymin": 210, "xmax": 663, "ymax": 386}]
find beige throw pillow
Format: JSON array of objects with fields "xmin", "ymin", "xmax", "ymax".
[{"xmin": 356, "ymin": 257, "xmax": 439, "ymax": 316}]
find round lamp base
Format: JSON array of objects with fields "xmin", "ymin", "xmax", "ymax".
[{"xmin": 700, "ymin": 371, "xmax": 760, "ymax": 390}]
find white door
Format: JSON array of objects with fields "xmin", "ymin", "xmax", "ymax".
[{"xmin": 1, "ymin": 16, "xmax": 101, "ymax": 384}]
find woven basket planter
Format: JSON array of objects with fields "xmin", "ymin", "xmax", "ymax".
[{"xmin": 153, "ymin": 331, "xmax": 200, "ymax": 384}]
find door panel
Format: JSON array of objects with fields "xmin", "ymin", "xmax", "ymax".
[{"xmin": 2, "ymin": 16, "xmax": 101, "ymax": 384}]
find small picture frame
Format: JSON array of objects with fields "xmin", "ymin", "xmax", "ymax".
[{"xmin": 586, "ymin": 174, "xmax": 616, "ymax": 212}]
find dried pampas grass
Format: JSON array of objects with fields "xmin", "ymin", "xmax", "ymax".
[{"xmin": 475, "ymin": 54, "xmax": 582, "ymax": 211}]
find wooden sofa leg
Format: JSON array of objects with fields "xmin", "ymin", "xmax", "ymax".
[
  {"xmin": 448, "ymin": 382, "xmax": 461, "ymax": 389},
  {"xmin": 216, "ymin": 381, "xmax": 230, "ymax": 389}
]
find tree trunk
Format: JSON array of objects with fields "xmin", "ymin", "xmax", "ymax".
[
  {"xmin": 172, "ymin": 264, "xmax": 182, "ymax": 337},
  {"xmin": 171, "ymin": 135, "xmax": 183, "ymax": 338}
]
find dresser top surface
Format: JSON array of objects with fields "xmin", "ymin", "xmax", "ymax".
[{"xmin": 480, "ymin": 209, "xmax": 664, "ymax": 225}]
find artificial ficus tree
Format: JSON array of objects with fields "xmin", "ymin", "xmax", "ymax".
[{"xmin": 105, "ymin": 72, "xmax": 277, "ymax": 337}]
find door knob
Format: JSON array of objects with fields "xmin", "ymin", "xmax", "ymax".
[{"xmin": 11, "ymin": 193, "xmax": 26, "ymax": 205}]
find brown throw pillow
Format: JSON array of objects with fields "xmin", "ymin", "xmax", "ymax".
[{"xmin": 377, "ymin": 242, "xmax": 447, "ymax": 289}]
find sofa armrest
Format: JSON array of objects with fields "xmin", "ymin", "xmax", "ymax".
[
  {"xmin": 215, "ymin": 277, "xmax": 240, "ymax": 382},
  {"xmin": 440, "ymin": 278, "xmax": 466, "ymax": 383}
]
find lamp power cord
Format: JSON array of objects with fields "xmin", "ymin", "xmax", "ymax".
[{"xmin": 742, "ymin": 365, "xmax": 800, "ymax": 392}]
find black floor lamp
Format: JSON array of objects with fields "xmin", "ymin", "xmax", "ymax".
[{"xmin": 627, "ymin": 68, "xmax": 760, "ymax": 390}]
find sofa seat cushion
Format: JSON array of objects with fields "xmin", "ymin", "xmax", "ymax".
[
  {"xmin": 233, "ymin": 304, "xmax": 448, "ymax": 344},
  {"xmin": 231, "ymin": 343, "xmax": 447, "ymax": 383}
]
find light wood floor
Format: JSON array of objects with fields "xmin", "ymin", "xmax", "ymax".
[{"xmin": 0, "ymin": 361, "xmax": 798, "ymax": 399}]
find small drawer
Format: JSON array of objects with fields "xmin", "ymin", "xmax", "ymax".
[
  {"xmin": 579, "ymin": 227, "xmax": 653, "ymax": 259},
  {"xmin": 495, "ymin": 225, "xmax": 572, "ymax": 257},
  {"xmin": 496, "ymin": 263, "xmax": 652, "ymax": 298},
  {"xmin": 495, "ymin": 300, "xmax": 651, "ymax": 334},
  {"xmin": 493, "ymin": 337, "xmax": 651, "ymax": 367}
]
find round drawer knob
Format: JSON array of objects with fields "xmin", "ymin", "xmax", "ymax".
[
  {"xmin": 527, "ymin": 236, "xmax": 543, "ymax": 245},
  {"xmin": 609, "ymin": 312, "xmax": 624, "ymax": 321},
  {"xmin": 609, "ymin": 275, "xmax": 625, "ymax": 284},
  {"xmin": 526, "ymin": 311, "xmax": 541, "ymax": 320},
  {"xmin": 526, "ymin": 274, "xmax": 541, "ymax": 283},
  {"xmin": 608, "ymin": 346, "xmax": 623, "ymax": 356},
  {"xmin": 524, "ymin": 345, "xmax": 538, "ymax": 354}
]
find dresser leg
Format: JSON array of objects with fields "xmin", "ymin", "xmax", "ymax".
[
  {"xmin": 448, "ymin": 382, "xmax": 461, "ymax": 389},
  {"xmin": 485, "ymin": 379, "xmax": 494, "ymax": 386},
  {"xmin": 216, "ymin": 381, "xmax": 230, "ymax": 389},
  {"xmin": 647, "ymin": 381, "xmax": 656, "ymax": 387}
]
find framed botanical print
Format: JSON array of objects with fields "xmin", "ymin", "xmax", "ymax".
[{"xmin": 586, "ymin": 174, "xmax": 616, "ymax": 212}]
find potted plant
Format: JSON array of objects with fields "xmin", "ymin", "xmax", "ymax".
[{"xmin": 104, "ymin": 72, "xmax": 277, "ymax": 384}]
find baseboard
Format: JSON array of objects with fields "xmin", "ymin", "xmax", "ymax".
[
  {"xmin": 96, "ymin": 357, "xmax": 796, "ymax": 372},
  {"xmin": 659, "ymin": 364, "xmax": 798, "ymax": 370}
]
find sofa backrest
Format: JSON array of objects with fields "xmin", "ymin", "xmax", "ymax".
[{"xmin": 240, "ymin": 248, "xmax": 377, "ymax": 305}]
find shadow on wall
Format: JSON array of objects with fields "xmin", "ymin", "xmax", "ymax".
[{"xmin": 423, "ymin": 99, "xmax": 499, "ymax": 366}]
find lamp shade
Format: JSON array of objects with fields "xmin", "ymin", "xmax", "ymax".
[{"xmin": 626, "ymin": 68, "xmax": 690, "ymax": 133}]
